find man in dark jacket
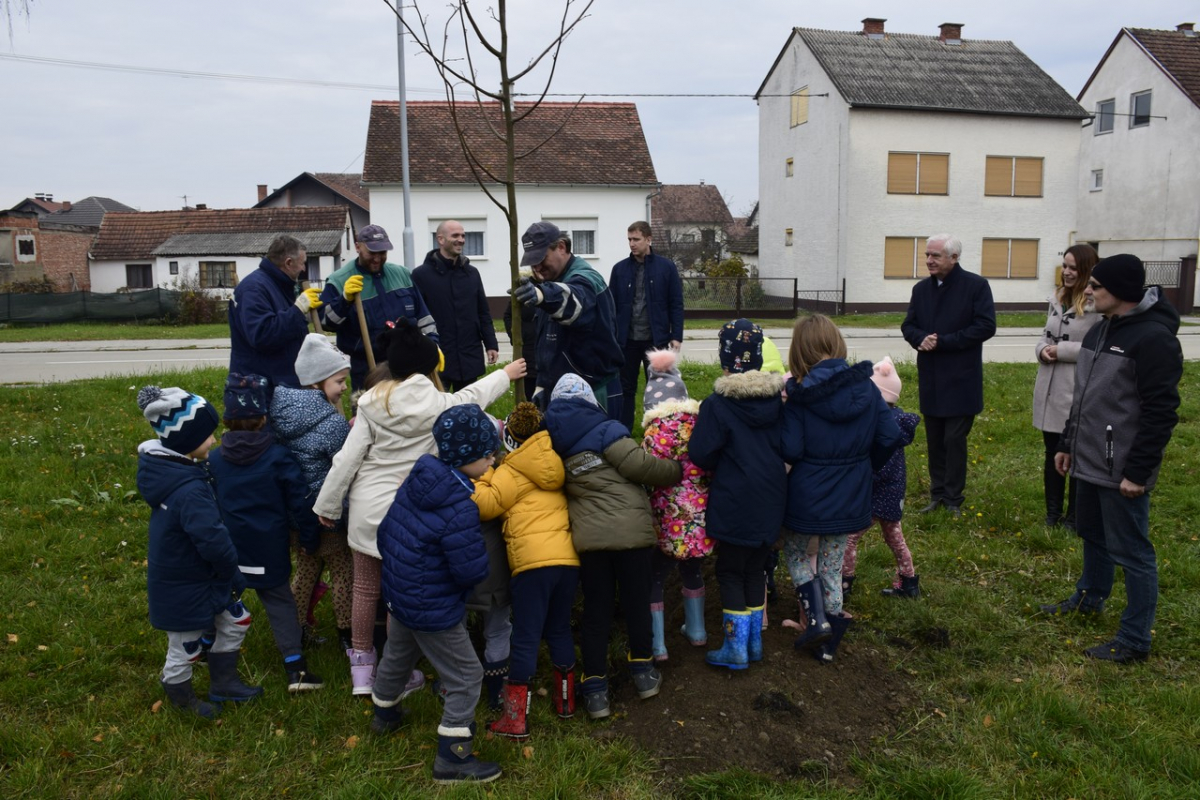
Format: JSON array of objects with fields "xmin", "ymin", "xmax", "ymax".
[
  {"xmin": 900, "ymin": 234, "xmax": 996, "ymax": 517},
  {"xmin": 412, "ymin": 220, "xmax": 499, "ymax": 391},
  {"xmin": 610, "ymin": 221, "xmax": 684, "ymax": 430},
  {"xmin": 228, "ymin": 235, "xmax": 321, "ymax": 394},
  {"xmin": 1041, "ymin": 254, "xmax": 1183, "ymax": 663},
  {"xmin": 514, "ymin": 221, "xmax": 623, "ymax": 412}
]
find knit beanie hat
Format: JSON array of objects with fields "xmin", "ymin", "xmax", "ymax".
[
  {"xmin": 504, "ymin": 402, "xmax": 544, "ymax": 451},
  {"xmin": 550, "ymin": 372, "xmax": 597, "ymax": 406},
  {"xmin": 138, "ymin": 385, "xmax": 219, "ymax": 456},
  {"xmin": 643, "ymin": 348, "xmax": 689, "ymax": 411},
  {"xmin": 871, "ymin": 356, "xmax": 902, "ymax": 404},
  {"xmin": 718, "ymin": 318, "xmax": 764, "ymax": 373},
  {"xmin": 380, "ymin": 317, "xmax": 440, "ymax": 380},
  {"xmin": 434, "ymin": 404, "xmax": 499, "ymax": 468},
  {"xmin": 223, "ymin": 372, "xmax": 269, "ymax": 420},
  {"xmin": 1091, "ymin": 254, "xmax": 1146, "ymax": 303},
  {"xmin": 295, "ymin": 333, "xmax": 350, "ymax": 386}
]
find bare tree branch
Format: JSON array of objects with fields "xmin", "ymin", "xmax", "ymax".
[
  {"xmin": 515, "ymin": 95, "xmax": 585, "ymax": 160},
  {"xmin": 509, "ymin": 0, "xmax": 592, "ymax": 83}
]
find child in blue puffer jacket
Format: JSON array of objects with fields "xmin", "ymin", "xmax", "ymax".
[
  {"xmin": 779, "ymin": 315, "xmax": 901, "ymax": 664},
  {"xmin": 369, "ymin": 404, "xmax": 503, "ymax": 786}
]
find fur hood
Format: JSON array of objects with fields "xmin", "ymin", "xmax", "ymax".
[
  {"xmin": 712, "ymin": 369, "xmax": 785, "ymax": 400},
  {"xmin": 641, "ymin": 396, "xmax": 701, "ymax": 428}
]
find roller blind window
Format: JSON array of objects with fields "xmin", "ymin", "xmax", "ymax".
[
  {"xmin": 887, "ymin": 152, "xmax": 948, "ymax": 195},
  {"xmin": 884, "ymin": 236, "xmax": 923, "ymax": 278},
  {"xmin": 985, "ymin": 156, "xmax": 1043, "ymax": 197},
  {"xmin": 981, "ymin": 238, "xmax": 1038, "ymax": 279}
]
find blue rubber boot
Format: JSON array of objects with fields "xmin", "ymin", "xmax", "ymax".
[
  {"xmin": 705, "ymin": 610, "xmax": 750, "ymax": 670},
  {"xmin": 681, "ymin": 587, "xmax": 707, "ymax": 646},
  {"xmin": 650, "ymin": 603, "xmax": 667, "ymax": 662},
  {"xmin": 792, "ymin": 580, "xmax": 832, "ymax": 654},
  {"xmin": 206, "ymin": 651, "xmax": 264, "ymax": 703},
  {"xmin": 746, "ymin": 605, "xmax": 765, "ymax": 662}
]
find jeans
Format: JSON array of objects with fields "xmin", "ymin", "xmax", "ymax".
[{"xmin": 1075, "ymin": 479, "xmax": 1156, "ymax": 652}]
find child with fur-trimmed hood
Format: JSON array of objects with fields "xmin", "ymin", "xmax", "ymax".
[
  {"xmin": 688, "ymin": 319, "xmax": 787, "ymax": 671},
  {"xmin": 640, "ymin": 348, "xmax": 712, "ymax": 662}
]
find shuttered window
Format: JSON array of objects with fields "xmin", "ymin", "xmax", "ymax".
[
  {"xmin": 790, "ymin": 88, "xmax": 809, "ymax": 127},
  {"xmin": 985, "ymin": 156, "xmax": 1043, "ymax": 197},
  {"xmin": 981, "ymin": 238, "xmax": 1038, "ymax": 279},
  {"xmin": 884, "ymin": 236, "xmax": 922, "ymax": 279},
  {"xmin": 887, "ymin": 152, "xmax": 949, "ymax": 195}
]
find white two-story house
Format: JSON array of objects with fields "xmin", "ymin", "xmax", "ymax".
[
  {"xmin": 756, "ymin": 18, "xmax": 1088, "ymax": 311},
  {"xmin": 362, "ymin": 100, "xmax": 659, "ymax": 307}
]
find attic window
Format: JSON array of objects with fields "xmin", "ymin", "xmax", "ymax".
[
  {"xmin": 790, "ymin": 88, "xmax": 810, "ymax": 127},
  {"xmin": 1094, "ymin": 99, "xmax": 1115, "ymax": 134},
  {"xmin": 1130, "ymin": 91, "xmax": 1152, "ymax": 128}
]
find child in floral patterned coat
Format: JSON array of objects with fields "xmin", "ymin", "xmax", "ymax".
[{"xmin": 641, "ymin": 348, "xmax": 712, "ymax": 661}]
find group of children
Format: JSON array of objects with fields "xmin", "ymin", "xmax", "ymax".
[{"xmin": 136, "ymin": 313, "xmax": 924, "ymax": 784}]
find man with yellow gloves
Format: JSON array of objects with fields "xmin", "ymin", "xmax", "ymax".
[
  {"xmin": 320, "ymin": 224, "xmax": 439, "ymax": 389},
  {"xmin": 228, "ymin": 234, "xmax": 322, "ymax": 396}
]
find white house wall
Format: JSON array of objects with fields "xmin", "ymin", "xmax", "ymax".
[
  {"xmin": 367, "ymin": 184, "xmax": 653, "ymax": 297},
  {"xmin": 1076, "ymin": 34, "xmax": 1200, "ymax": 275},
  {"xmin": 845, "ymin": 109, "xmax": 1081, "ymax": 305},
  {"xmin": 758, "ymin": 34, "xmax": 850, "ymax": 296},
  {"xmin": 88, "ymin": 255, "xmax": 339, "ymax": 294}
]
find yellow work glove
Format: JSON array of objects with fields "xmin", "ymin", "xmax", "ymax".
[
  {"xmin": 342, "ymin": 274, "xmax": 364, "ymax": 302},
  {"xmin": 437, "ymin": 346, "xmax": 446, "ymax": 374},
  {"xmin": 293, "ymin": 287, "xmax": 323, "ymax": 314}
]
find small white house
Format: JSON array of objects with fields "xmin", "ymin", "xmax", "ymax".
[
  {"xmin": 254, "ymin": 173, "xmax": 371, "ymax": 234},
  {"xmin": 756, "ymin": 18, "xmax": 1088, "ymax": 311},
  {"xmin": 89, "ymin": 206, "xmax": 352, "ymax": 294},
  {"xmin": 362, "ymin": 100, "xmax": 659, "ymax": 304},
  {"xmin": 1075, "ymin": 23, "xmax": 1200, "ymax": 305}
]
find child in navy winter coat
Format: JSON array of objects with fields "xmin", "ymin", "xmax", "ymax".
[
  {"xmin": 135, "ymin": 385, "xmax": 259, "ymax": 719},
  {"xmin": 689, "ymin": 319, "xmax": 787, "ymax": 671},
  {"xmin": 370, "ymin": 404, "xmax": 503, "ymax": 785},
  {"xmin": 208, "ymin": 373, "xmax": 324, "ymax": 693},
  {"xmin": 841, "ymin": 356, "xmax": 922, "ymax": 601},
  {"xmin": 271, "ymin": 333, "xmax": 355, "ymax": 650},
  {"xmin": 779, "ymin": 315, "xmax": 901, "ymax": 663}
]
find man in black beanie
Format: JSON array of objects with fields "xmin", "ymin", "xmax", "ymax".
[{"xmin": 1041, "ymin": 254, "xmax": 1183, "ymax": 663}]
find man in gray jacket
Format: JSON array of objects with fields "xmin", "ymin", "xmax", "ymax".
[{"xmin": 1041, "ymin": 254, "xmax": 1183, "ymax": 663}]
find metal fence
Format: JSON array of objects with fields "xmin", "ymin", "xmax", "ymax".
[
  {"xmin": 1143, "ymin": 261, "xmax": 1180, "ymax": 288},
  {"xmin": 0, "ymin": 289, "xmax": 186, "ymax": 324},
  {"xmin": 680, "ymin": 277, "xmax": 843, "ymax": 319}
]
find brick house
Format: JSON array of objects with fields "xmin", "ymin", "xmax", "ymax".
[
  {"xmin": 89, "ymin": 206, "xmax": 352, "ymax": 294},
  {"xmin": 254, "ymin": 173, "xmax": 371, "ymax": 234},
  {"xmin": 3, "ymin": 195, "xmax": 138, "ymax": 290}
]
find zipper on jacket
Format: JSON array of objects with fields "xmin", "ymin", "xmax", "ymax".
[{"xmin": 1105, "ymin": 425, "xmax": 1113, "ymax": 475}]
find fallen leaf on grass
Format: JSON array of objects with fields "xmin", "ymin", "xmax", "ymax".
[
  {"xmin": 151, "ymin": 700, "xmax": 163, "ymax": 713},
  {"xmin": 6, "ymin": 634, "xmax": 17, "ymax": 643},
  {"xmin": 983, "ymin": 715, "xmax": 994, "ymax": 728},
  {"xmin": 344, "ymin": 735, "xmax": 359, "ymax": 749},
  {"xmin": 37, "ymin": 645, "xmax": 48, "ymax": 651},
  {"xmin": 92, "ymin": 735, "xmax": 103, "ymax": 743},
  {"xmin": 933, "ymin": 708, "xmax": 946, "ymax": 718},
  {"xmin": 522, "ymin": 746, "xmax": 534, "ymax": 760},
  {"xmin": 1012, "ymin": 678, "xmax": 1023, "ymax": 683}
]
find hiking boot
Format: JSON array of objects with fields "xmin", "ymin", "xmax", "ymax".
[
  {"xmin": 1084, "ymin": 639, "xmax": 1149, "ymax": 663},
  {"xmin": 579, "ymin": 675, "xmax": 611, "ymax": 720},
  {"xmin": 432, "ymin": 724, "xmax": 501, "ymax": 784},
  {"xmin": 629, "ymin": 659, "xmax": 662, "ymax": 699}
]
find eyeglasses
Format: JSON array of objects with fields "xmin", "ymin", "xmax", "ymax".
[{"xmin": 1086, "ymin": 280, "xmax": 1105, "ymax": 290}]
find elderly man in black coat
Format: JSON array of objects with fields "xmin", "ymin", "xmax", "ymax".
[{"xmin": 900, "ymin": 234, "xmax": 996, "ymax": 518}]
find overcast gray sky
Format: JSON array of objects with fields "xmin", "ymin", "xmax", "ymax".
[{"xmin": 2, "ymin": 1, "xmax": 1195, "ymax": 218}]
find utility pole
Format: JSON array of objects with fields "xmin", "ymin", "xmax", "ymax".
[{"xmin": 395, "ymin": 1, "xmax": 416, "ymax": 270}]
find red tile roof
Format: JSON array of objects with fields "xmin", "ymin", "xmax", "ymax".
[
  {"xmin": 652, "ymin": 184, "xmax": 734, "ymax": 227},
  {"xmin": 92, "ymin": 206, "xmax": 348, "ymax": 260},
  {"xmin": 363, "ymin": 101, "xmax": 657, "ymax": 186},
  {"xmin": 312, "ymin": 172, "xmax": 370, "ymax": 209},
  {"xmin": 1127, "ymin": 28, "xmax": 1200, "ymax": 108}
]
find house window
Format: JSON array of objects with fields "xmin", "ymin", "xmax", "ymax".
[
  {"xmin": 1090, "ymin": 170, "xmax": 1104, "ymax": 192},
  {"xmin": 1095, "ymin": 99, "xmax": 1115, "ymax": 134},
  {"xmin": 884, "ymin": 236, "xmax": 924, "ymax": 279},
  {"xmin": 15, "ymin": 235, "xmax": 36, "ymax": 262},
  {"xmin": 981, "ymin": 238, "xmax": 1039, "ymax": 279},
  {"xmin": 1130, "ymin": 91, "xmax": 1152, "ymax": 128},
  {"xmin": 887, "ymin": 152, "xmax": 949, "ymax": 195},
  {"xmin": 790, "ymin": 87, "xmax": 809, "ymax": 127},
  {"xmin": 785, "ymin": 228, "xmax": 794, "ymax": 247},
  {"xmin": 429, "ymin": 220, "xmax": 487, "ymax": 258},
  {"xmin": 545, "ymin": 218, "xmax": 597, "ymax": 257},
  {"xmin": 305, "ymin": 256, "xmax": 321, "ymax": 284},
  {"xmin": 169, "ymin": 261, "xmax": 179, "ymax": 275},
  {"xmin": 985, "ymin": 156, "xmax": 1044, "ymax": 197},
  {"xmin": 125, "ymin": 264, "xmax": 153, "ymax": 288},
  {"xmin": 786, "ymin": 158, "xmax": 794, "ymax": 177},
  {"xmin": 198, "ymin": 261, "xmax": 238, "ymax": 288}
]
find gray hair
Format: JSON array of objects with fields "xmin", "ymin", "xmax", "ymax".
[
  {"xmin": 267, "ymin": 234, "xmax": 305, "ymax": 266},
  {"xmin": 927, "ymin": 234, "xmax": 961, "ymax": 259}
]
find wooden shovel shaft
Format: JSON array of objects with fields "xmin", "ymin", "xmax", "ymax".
[
  {"xmin": 354, "ymin": 294, "xmax": 376, "ymax": 370},
  {"xmin": 300, "ymin": 280, "xmax": 324, "ymax": 334}
]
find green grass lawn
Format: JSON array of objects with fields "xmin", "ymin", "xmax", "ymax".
[{"xmin": 2, "ymin": 362, "xmax": 1198, "ymax": 796}]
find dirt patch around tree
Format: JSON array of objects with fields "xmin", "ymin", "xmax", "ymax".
[{"xmin": 593, "ymin": 583, "xmax": 931, "ymax": 787}]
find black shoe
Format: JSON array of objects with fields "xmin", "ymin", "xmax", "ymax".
[
  {"xmin": 945, "ymin": 505, "xmax": 962, "ymax": 519},
  {"xmin": 1084, "ymin": 639, "xmax": 1148, "ymax": 663},
  {"xmin": 1040, "ymin": 592, "xmax": 1103, "ymax": 615},
  {"xmin": 1045, "ymin": 514, "xmax": 1062, "ymax": 527},
  {"xmin": 919, "ymin": 501, "xmax": 943, "ymax": 514}
]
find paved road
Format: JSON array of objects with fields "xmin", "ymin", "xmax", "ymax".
[{"xmin": 3, "ymin": 325, "xmax": 1199, "ymax": 385}]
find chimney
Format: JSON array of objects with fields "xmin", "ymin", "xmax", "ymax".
[
  {"xmin": 862, "ymin": 18, "xmax": 886, "ymax": 39},
  {"xmin": 257, "ymin": 184, "xmax": 268, "ymax": 202},
  {"xmin": 1178, "ymin": 22, "xmax": 1196, "ymax": 35},
  {"xmin": 196, "ymin": 203, "xmax": 208, "ymax": 210},
  {"xmin": 61, "ymin": 201, "xmax": 72, "ymax": 211},
  {"xmin": 939, "ymin": 22, "xmax": 964, "ymax": 44}
]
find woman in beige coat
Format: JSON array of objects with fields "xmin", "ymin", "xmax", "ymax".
[
  {"xmin": 1032, "ymin": 244, "xmax": 1101, "ymax": 529},
  {"xmin": 314, "ymin": 318, "xmax": 525, "ymax": 695}
]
